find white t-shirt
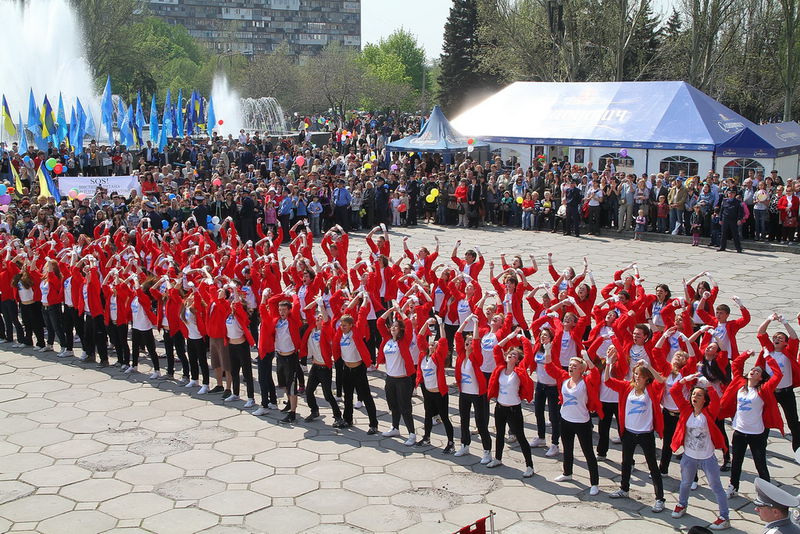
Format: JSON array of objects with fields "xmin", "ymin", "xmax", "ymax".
[
  {"xmin": 628, "ymin": 344, "xmax": 651, "ymax": 369},
  {"xmin": 82, "ymin": 282, "xmax": 90, "ymax": 313},
  {"xmin": 625, "ymin": 389, "xmax": 654, "ymax": 433},
  {"xmin": 457, "ymin": 299, "xmax": 474, "ymax": 330},
  {"xmin": 732, "ymin": 387, "xmax": 765, "ymax": 434},
  {"xmin": 183, "ymin": 309, "xmax": 202, "ymax": 340},
  {"xmin": 560, "ymin": 333, "xmax": 577, "ymax": 366},
  {"xmin": 17, "ymin": 283, "xmax": 33, "ymax": 302},
  {"xmin": 421, "ymin": 355, "xmax": 438, "ymax": 390},
  {"xmin": 560, "ymin": 379, "xmax": 590, "ymax": 423},
  {"xmin": 684, "ymin": 412, "xmax": 714, "ymax": 460},
  {"xmin": 109, "ymin": 295, "xmax": 118, "ymax": 322},
  {"xmin": 63, "ymin": 277, "xmax": 73, "ymax": 307},
  {"xmin": 307, "ymin": 328, "xmax": 324, "ymax": 365},
  {"xmin": 225, "ymin": 314, "xmax": 244, "ymax": 340},
  {"xmin": 767, "ymin": 351, "xmax": 793, "ymax": 389},
  {"xmin": 480, "ymin": 332, "xmax": 498, "ymax": 374},
  {"xmin": 460, "ymin": 359, "xmax": 479, "ymax": 395},
  {"xmin": 131, "ymin": 297, "xmax": 154, "ymax": 331},
  {"xmin": 651, "ymin": 301, "xmax": 665, "ymax": 327},
  {"xmin": 40, "ymin": 281, "xmax": 50, "ymax": 306},
  {"xmin": 599, "ymin": 378, "xmax": 620, "ymax": 404},
  {"xmin": 339, "ymin": 331, "xmax": 361, "ymax": 363},
  {"xmin": 534, "ymin": 350, "xmax": 556, "ymax": 386},
  {"xmin": 274, "ymin": 318, "xmax": 294, "ymax": 353},
  {"xmin": 383, "ymin": 339, "xmax": 406, "ymax": 378},
  {"xmin": 497, "ymin": 371, "xmax": 521, "ymax": 406},
  {"xmin": 662, "ymin": 373, "xmax": 681, "ymax": 412},
  {"xmin": 712, "ymin": 323, "xmax": 731, "ymax": 353}
]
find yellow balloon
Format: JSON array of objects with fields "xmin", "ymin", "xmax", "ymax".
[
  {"xmin": 370, "ymin": 154, "xmax": 377, "ymax": 161},
  {"xmin": 426, "ymin": 195, "xmax": 435, "ymax": 203},
  {"xmin": 408, "ymin": 152, "xmax": 414, "ymax": 156},
  {"xmin": 431, "ymin": 188, "xmax": 439, "ymax": 196},
  {"xmin": 516, "ymin": 196, "xmax": 524, "ymax": 204},
  {"xmin": 364, "ymin": 163, "xmax": 372, "ymax": 170}
]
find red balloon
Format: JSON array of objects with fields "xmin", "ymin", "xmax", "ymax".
[
  {"xmin": 218, "ymin": 119, "xmax": 224, "ymax": 125},
  {"xmin": 53, "ymin": 164, "xmax": 63, "ymax": 175},
  {"xmin": 467, "ymin": 138, "xmax": 475, "ymax": 145},
  {"xmin": 398, "ymin": 203, "xmax": 407, "ymax": 213}
]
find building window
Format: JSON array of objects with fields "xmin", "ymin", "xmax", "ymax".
[
  {"xmin": 722, "ymin": 158, "xmax": 764, "ymax": 182},
  {"xmin": 660, "ymin": 155, "xmax": 698, "ymax": 176},
  {"xmin": 599, "ymin": 152, "xmax": 635, "ymax": 170},
  {"xmin": 574, "ymin": 148, "xmax": 585, "ymax": 164}
]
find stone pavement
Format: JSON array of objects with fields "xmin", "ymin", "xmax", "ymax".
[{"xmin": 1, "ymin": 223, "xmax": 799, "ymax": 534}]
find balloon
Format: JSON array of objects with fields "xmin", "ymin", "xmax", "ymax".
[
  {"xmin": 370, "ymin": 154, "xmax": 377, "ymax": 161},
  {"xmin": 390, "ymin": 164, "xmax": 398, "ymax": 171},
  {"xmin": 45, "ymin": 158, "xmax": 57, "ymax": 170},
  {"xmin": 68, "ymin": 190, "xmax": 78, "ymax": 199},
  {"xmin": 212, "ymin": 216, "xmax": 220, "ymax": 225},
  {"xmin": 0, "ymin": 205, "xmax": 8, "ymax": 212},
  {"xmin": 430, "ymin": 188, "xmax": 439, "ymax": 196},
  {"xmin": 63, "ymin": 165, "xmax": 68, "ymax": 172},
  {"xmin": 467, "ymin": 145, "xmax": 474, "ymax": 153},
  {"xmin": 425, "ymin": 194, "xmax": 434, "ymax": 203},
  {"xmin": 364, "ymin": 163, "xmax": 372, "ymax": 170},
  {"xmin": 0, "ymin": 185, "xmax": 6, "ymax": 195},
  {"xmin": 619, "ymin": 149, "xmax": 628, "ymax": 158},
  {"xmin": 318, "ymin": 117, "xmax": 324, "ymax": 124},
  {"xmin": 168, "ymin": 193, "xmax": 176, "ymax": 200},
  {"xmin": 516, "ymin": 196, "xmax": 524, "ymax": 204},
  {"xmin": 22, "ymin": 156, "xmax": 31, "ymax": 164},
  {"xmin": 162, "ymin": 220, "xmax": 169, "ymax": 229},
  {"xmin": 218, "ymin": 119, "xmax": 224, "ymax": 125},
  {"xmin": 295, "ymin": 156, "xmax": 305, "ymax": 166},
  {"xmin": 303, "ymin": 122, "xmax": 309, "ymax": 129},
  {"xmin": 77, "ymin": 193, "xmax": 86, "ymax": 201},
  {"xmin": 212, "ymin": 178, "xmax": 222, "ymax": 186},
  {"xmin": 53, "ymin": 164, "xmax": 63, "ymax": 175},
  {"xmin": 398, "ymin": 203, "xmax": 407, "ymax": 213},
  {"xmin": 467, "ymin": 138, "xmax": 475, "ymax": 145},
  {"xmin": 206, "ymin": 215, "xmax": 213, "ymax": 223},
  {"xmin": 0, "ymin": 194, "xmax": 9, "ymax": 205},
  {"xmin": 7, "ymin": 187, "xmax": 14, "ymax": 195},
  {"xmin": 408, "ymin": 152, "xmax": 414, "ymax": 156}
]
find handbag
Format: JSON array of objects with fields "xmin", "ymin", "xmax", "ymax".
[{"xmin": 556, "ymin": 204, "xmax": 567, "ymax": 218}]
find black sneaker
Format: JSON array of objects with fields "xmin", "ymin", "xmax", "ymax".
[
  {"xmin": 221, "ymin": 390, "xmax": 232, "ymax": 401},
  {"xmin": 416, "ymin": 438, "xmax": 431, "ymax": 447},
  {"xmin": 281, "ymin": 403, "xmax": 291, "ymax": 412},
  {"xmin": 332, "ymin": 418, "xmax": 345, "ymax": 428},
  {"xmin": 280, "ymin": 413, "xmax": 296, "ymax": 424},
  {"xmin": 443, "ymin": 441, "xmax": 455, "ymax": 454},
  {"xmin": 304, "ymin": 412, "xmax": 319, "ymax": 423},
  {"xmin": 720, "ymin": 461, "xmax": 731, "ymax": 472},
  {"xmin": 97, "ymin": 360, "xmax": 109, "ymax": 368},
  {"xmin": 366, "ymin": 426, "xmax": 379, "ymax": 435},
  {"xmin": 210, "ymin": 385, "xmax": 225, "ymax": 394}
]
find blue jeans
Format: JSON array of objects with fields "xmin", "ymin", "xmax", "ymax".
[
  {"xmin": 754, "ymin": 209, "xmax": 767, "ymax": 238},
  {"xmin": 678, "ymin": 454, "xmax": 728, "ymax": 519},
  {"xmin": 522, "ymin": 211, "xmax": 532, "ymax": 230},
  {"xmin": 669, "ymin": 208, "xmax": 683, "ymax": 233}
]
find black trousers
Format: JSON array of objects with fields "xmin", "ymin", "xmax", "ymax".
[
  {"xmin": 587, "ymin": 205, "xmax": 600, "ymax": 234},
  {"xmin": 186, "ymin": 337, "xmax": 209, "ymax": 384},
  {"xmin": 110, "ymin": 323, "xmax": 130, "ymax": 365},
  {"xmin": 276, "ymin": 352, "xmax": 299, "ymax": 396},
  {"xmin": 534, "ymin": 382, "xmax": 561, "ymax": 445},
  {"xmin": 229, "ymin": 342, "xmax": 254, "ymax": 398},
  {"xmin": 258, "ymin": 352, "xmax": 277, "ymax": 406},
  {"xmin": 596, "ymin": 401, "xmax": 619, "ymax": 456},
  {"xmin": 84, "ymin": 314, "xmax": 108, "ymax": 361},
  {"xmin": 385, "ymin": 375, "xmax": 415, "ymax": 434},
  {"xmin": 719, "ymin": 218, "xmax": 742, "ymax": 251},
  {"xmin": 561, "ymin": 419, "xmax": 599, "ymax": 485},
  {"xmin": 620, "ymin": 430, "xmax": 664, "ymax": 500},
  {"xmin": 564, "ymin": 207, "xmax": 580, "ymax": 236},
  {"xmin": 422, "ymin": 384, "xmax": 453, "ymax": 442},
  {"xmin": 716, "ymin": 418, "xmax": 731, "ymax": 463},
  {"xmin": 163, "ymin": 330, "xmax": 189, "ymax": 377},
  {"xmin": 342, "ymin": 363, "xmax": 378, "ymax": 427},
  {"xmin": 444, "ymin": 323, "xmax": 459, "ymax": 364},
  {"xmin": 775, "ymin": 387, "xmax": 800, "ymax": 451},
  {"xmin": 62, "ymin": 305, "xmax": 83, "ymax": 351},
  {"xmin": 42, "ymin": 304, "xmax": 66, "ymax": 347},
  {"xmin": 1, "ymin": 299, "xmax": 23, "ymax": 342},
  {"xmin": 306, "ymin": 363, "xmax": 341, "ymax": 419},
  {"xmin": 730, "ymin": 429, "xmax": 770, "ymax": 490},
  {"xmin": 458, "ymin": 392, "xmax": 492, "ymax": 450},
  {"xmin": 20, "ymin": 302, "xmax": 45, "ymax": 347},
  {"xmin": 494, "ymin": 403, "xmax": 533, "ymax": 467},
  {"xmin": 131, "ymin": 328, "xmax": 157, "ymax": 369},
  {"xmin": 660, "ymin": 409, "xmax": 680, "ymax": 472}
]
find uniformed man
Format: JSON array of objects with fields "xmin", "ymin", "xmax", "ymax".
[{"xmin": 753, "ymin": 477, "xmax": 800, "ymax": 534}]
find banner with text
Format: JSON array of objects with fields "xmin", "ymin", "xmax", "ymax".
[{"xmin": 58, "ymin": 176, "xmax": 141, "ymax": 197}]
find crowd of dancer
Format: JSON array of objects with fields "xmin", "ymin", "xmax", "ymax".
[{"xmin": 0, "ymin": 210, "xmax": 798, "ymax": 532}]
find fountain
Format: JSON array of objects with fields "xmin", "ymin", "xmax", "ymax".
[
  {"xmin": 211, "ymin": 75, "xmax": 289, "ymax": 136},
  {"xmin": 240, "ymin": 97, "xmax": 289, "ymax": 135}
]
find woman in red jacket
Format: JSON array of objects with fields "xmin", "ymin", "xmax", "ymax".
[
  {"xmin": 416, "ymin": 317, "xmax": 454, "ymax": 453},
  {"xmin": 223, "ymin": 286, "xmax": 256, "ymax": 409},
  {"xmin": 719, "ymin": 350, "xmax": 783, "ymax": 498},
  {"xmin": 377, "ymin": 306, "xmax": 417, "ymax": 445},
  {"xmin": 453, "ymin": 318, "xmax": 492, "ymax": 463},
  {"xmin": 528, "ymin": 314, "xmax": 563, "ymax": 458},
  {"xmin": 301, "ymin": 297, "xmax": 342, "ymax": 426},
  {"xmin": 604, "ymin": 355, "xmax": 667, "ymax": 512},
  {"xmin": 180, "ymin": 285, "xmax": 210, "ymax": 394},
  {"xmin": 37, "ymin": 258, "xmax": 67, "ymax": 352},
  {"xmin": 11, "ymin": 257, "xmax": 45, "ymax": 349},
  {"xmin": 152, "ymin": 276, "xmax": 190, "ymax": 381},
  {"xmin": 668, "ymin": 375, "xmax": 730, "ymax": 530},
  {"xmin": 105, "ymin": 269, "xmax": 133, "ymax": 371},
  {"xmin": 129, "ymin": 276, "xmax": 161, "ymax": 379},
  {"xmin": 486, "ymin": 327, "xmax": 534, "ymax": 477}
]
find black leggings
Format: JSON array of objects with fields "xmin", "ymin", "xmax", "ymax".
[
  {"xmin": 534, "ymin": 382, "xmax": 561, "ymax": 445},
  {"xmin": 229, "ymin": 342, "xmax": 254, "ymax": 398},
  {"xmin": 306, "ymin": 363, "xmax": 341, "ymax": 419},
  {"xmin": 61, "ymin": 305, "xmax": 83, "ymax": 351},
  {"xmin": 458, "ymin": 392, "xmax": 492, "ymax": 450},
  {"xmin": 131, "ymin": 328, "xmax": 157, "ymax": 369},
  {"xmin": 561, "ymin": 419, "xmax": 599, "ymax": 485},
  {"xmin": 660, "ymin": 409, "xmax": 680, "ymax": 472},
  {"xmin": 1, "ymin": 299, "xmax": 23, "ymax": 342},
  {"xmin": 421, "ymin": 384, "xmax": 453, "ymax": 442},
  {"xmin": 385, "ymin": 375, "xmax": 415, "ymax": 434},
  {"xmin": 20, "ymin": 302, "xmax": 45, "ymax": 347},
  {"xmin": 775, "ymin": 387, "xmax": 800, "ymax": 452},
  {"xmin": 620, "ymin": 430, "xmax": 664, "ymax": 500},
  {"xmin": 187, "ymin": 337, "xmax": 209, "ymax": 384},
  {"xmin": 342, "ymin": 363, "xmax": 378, "ymax": 427},
  {"xmin": 597, "ymin": 401, "xmax": 619, "ymax": 456},
  {"xmin": 84, "ymin": 314, "xmax": 108, "ymax": 361},
  {"xmin": 164, "ymin": 330, "xmax": 189, "ymax": 378},
  {"xmin": 716, "ymin": 418, "xmax": 731, "ymax": 463},
  {"xmin": 258, "ymin": 352, "xmax": 277, "ymax": 407},
  {"xmin": 110, "ymin": 323, "xmax": 131, "ymax": 365},
  {"xmin": 730, "ymin": 429, "xmax": 769, "ymax": 490},
  {"xmin": 494, "ymin": 403, "xmax": 533, "ymax": 467},
  {"xmin": 42, "ymin": 304, "xmax": 66, "ymax": 347}
]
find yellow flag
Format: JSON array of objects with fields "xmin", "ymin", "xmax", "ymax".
[
  {"xmin": 11, "ymin": 162, "xmax": 23, "ymax": 196},
  {"xmin": 37, "ymin": 165, "xmax": 51, "ymax": 198},
  {"xmin": 1, "ymin": 95, "xmax": 15, "ymax": 137}
]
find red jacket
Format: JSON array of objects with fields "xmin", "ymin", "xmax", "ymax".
[
  {"xmin": 696, "ymin": 306, "xmax": 751, "ymax": 359},
  {"xmin": 487, "ymin": 339, "xmax": 534, "ymax": 403},
  {"xmin": 454, "ymin": 331, "xmax": 487, "ymax": 396},
  {"xmin": 416, "ymin": 337, "xmax": 449, "ymax": 396},
  {"xmin": 451, "ymin": 254, "xmax": 484, "ymax": 279},
  {"xmin": 604, "ymin": 377, "xmax": 665, "ymax": 437},
  {"xmin": 332, "ymin": 306, "xmax": 372, "ymax": 367},
  {"xmin": 756, "ymin": 333, "xmax": 800, "ymax": 389},
  {"xmin": 669, "ymin": 379, "xmax": 727, "ymax": 453},
  {"xmin": 719, "ymin": 352, "xmax": 784, "ymax": 434},
  {"xmin": 545, "ymin": 361, "xmax": 604, "ymax": 420},
  {"xmin": 377, "ymin": 318, "xmax": 415, "ymax": 376}
]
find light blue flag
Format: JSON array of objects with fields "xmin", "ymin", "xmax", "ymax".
[
  {"xmin": 186, "ymin": 91, "xmax": 194, "ymax": 134},
  {"xmin": 69, "ymin": 106, "xmax": 80, "ymax": 155},
  {"xmin": 134, "ymin": 92, "xmax": 145, "ymax": 147},
  {"xmin": 149, "ymin": 94, "xmax": 158, "ymax": 143},
  {"xmin": 27, "ymin": 89, "xmax": 46, "ymax": 150},
  {"xmin": 163, "ymin": 89, "xmax": 173, "ymax": 139},
  {"xmin": 176, "ymin": 89, "xmax": 183, "ymax": 137},
  {"xmin": 207, "ymin": 97, "xmax": 215, "ymax": 135},
  {"xmin": 100, "ymin": 76, "xmax": 114, "ymax": 145},
  {"xmin": 56, "ymin": 93, "xmax": 68, "ymax": 147},
  {"xmin": 18, "ymin": 112, "xmax": 27, "ymax": 154},
  {"xmin": 118, "ymin": 100, "xmax": 132, "ymax": 147}
]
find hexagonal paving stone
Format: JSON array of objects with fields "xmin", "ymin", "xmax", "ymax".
[
  {"xmin": 213, "ymin": 436, "xmax": 275, "ymax": 456},
  {"xmin": 399, "ymin": 522, "xmax": 461, "ymax": 534},
  {"xmin": 255, "ymin": 447, "xmax": 318, "ymax": 468},
  {"xmin": 0, "ymin": 481, "xmax": 35, "ymax": 505},
  {"xmin": 60, "ymin": 478, "xmax": 132, "ymax": 502},
  {"xmin": 75, "ymin": 395, "xmax": 131, "ymax": 412},
  {"xmin": 298, "ymin": 436, "xmax": 362, "ymax": 455},
  {"xmin": 99, "ymin": 492, "xmax": 173, "ymax": 519},
  {"xmin": 88, "ymin": 379, "xmax": 139, "ymax": 393},
  {"xmin": 59, "ymin": 414, "xmax": 118, "ymax": 434},
  {"xmin": 0, "ymin": 388, "xmax": 24, "ymax": 402},
  {"xmin": 115, "ymin": 462, "xmax": 184, "ymax": 485},
  {"xmin": 296, "ymin": 488, "xmax": 368, "ymax": 515},
  {"xmin": 119, "ymin": 387, "xmax": 173, "ymax": 402},
  {"xmin": 541, "ymin": 502, "xmax": 619, "ymax": 528},
  {"xmin": 486, "ymin": 486, "xmax": 559, "ymax": 512},
  {"xmin": 0, "ymin": 452, "xmax": 54, "ymax": 474},
  {"xmin": 28, "ymin": 405, "xmax": 87, "ymax": 424},
  {"xmin": 391, "ymin": 487, "xmax": 464, "ymax": 512},
  {"xmin": 142, "ymin": 508, "xmax": 219, "ymax": 534},
  {"xmin": 128, "ymin": 437, "xmax": 192, "ymax": 457},
  {"xmin": 198, "ymin": 490, "xmax": 269, "ymax": 516},
  {"xmin": 176, "ymin": 425, "xmax": 236, "ymax": 444},
  {"xmin": 40, "ymin": 438, "xmax": 106, "ymax": 459},
  {"xmin": 386, "ymin": 457, "xmax": 452, "ymax": 481},
  {"xmin": 140, "ymin": 415, "xmax": 198, "ymax": 433},
  {"xmin": 245, "ymin": 505, "xmax": 320, "ymax": 534},
  {"xmin": 296, "ymin": 460, "xmax": 362, "ymax": 482},
  {"xmin": 107, "ymin": 406, "xmax": 165, "ymax": 423},
  {"xmin": 7, "ymin": 427, "xmax": 72, "ymax": 447},
  {"xmin": 17, "ymin": 379, "xmax": 69, "ymax": 394},
  {"xmin": 340, "ymin": 446, "xmax": 402, "ymax": 467},
  {"xmin": 155, "ymin": 477, "xmax": 226, "ymax": 500},
  {"xmin": 150, "ymin": 396, "xmax": 202, "ymax": 412},
  {"xmin": 0, "ymin": 440, "xmax": 19, "ymax": 456},
  {"xmin": 167, "ymin": 449, "xmax": 230, "ymax": 471},
  {"xmin": 346, "ymin": 504, "xmax": 417, "ymax": 532},
  {"xmin": 0, "ymin": 494, "xmax": 73, "ymax": 522},
  {"xmin": 38, "ymin": 510, "xmax": 117, "ymax": 534},
  {"xmin": 183, "ymin": 405, "xmax": 236, "ymax": 422},
  {"xmin": 219, "ymin": 413, "xmax": 268, "ymax": 432},
  {"xmin": 303, "ymin": 526, "xmax": 371, "ymax": 534},
  {"xmin": 343, "ymin": 473, "xmax": 411, "ymax": 497},
  {"xmin": 78, "ymin": 450, "xmax": 144, "ymax": 472},
  {"xmin": 207, "ymin": 461, "xmax": 274, "ymax": 484},
  {"xmin": 0, "ymin": 372, "xmax": 39, "ymax": 386},
  {"xmin": 444, "ymin": 504, "xmax": 519, "ymax": 531},
  {"xmin": 45, "ymin": 387, "xmax": 98, "ymax": 403},
  {"xmin": 433, "ymin": 472, "xmax": 501, "ymax": 496},
  {"xmin": 0, "ymin": 415, "xmax": 38, "ymax": 435},
  {"xmin": 251, "ymin": 474, "xmax": 319, "ymax": 498},
  {"xmin": 21, "ymin": 465, "xmax": 91, "ymax": 487},
  {"xmin": 93, "ymin": 427, "xmax": 154, "ymax": 445}
]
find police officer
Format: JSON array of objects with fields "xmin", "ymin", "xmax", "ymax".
[
  {"xmin": 753, "ymin": 477, "xmax": 800, "ymax": 534},
  {"xmin": 563, "ymin": 177, "xmax": 583, "ymax": 238},
  {"xmin": 717, "ymin": 188, "xmax": 744, "ymax": 253}
]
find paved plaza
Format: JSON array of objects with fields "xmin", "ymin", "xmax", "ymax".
[{"xmin": 0, "ymin": 225, "xmax": 798, "ymax": 534}]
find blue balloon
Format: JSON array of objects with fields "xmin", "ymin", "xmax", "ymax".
[
  {"xmin": 162, "ymin": 219, "xmax": 169, "ymax": 229},
  {"xmin": 168, "ymin": 193, "xmax": 176, "ymax": 200},
  {"xmin": 206, "ymin": 215, "xmax": 212, "ymax": 223},
  {"xmin": 22, "ymin": 156, "xmax": 31, "ymax": 163},
  {"xmin": 0, "ymin": 185, "xmax": 7, "ymax": 196}
]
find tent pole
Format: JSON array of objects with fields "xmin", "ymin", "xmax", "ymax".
[
  {"xmin": 530, "ymin": 145, "xmax": 533, "ymax": 169},
  {"xmin": 645, "ymin": 149, "xmax": 649, "ymax": 175}
]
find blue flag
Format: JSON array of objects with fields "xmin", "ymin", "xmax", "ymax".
[
  {"xmin": 27, "ymin": 89, "xmax": 46, "ymax": 150},
  {"xmin": 186, "ymin": 91, "xmax": 195, "ymax": 134},
  {"xmin": 100, "ymin": 76, "xmax": 114, "ymax": 145},
  {"xmin": 38, "ymin": 162, "xmax": 61, "ymax": 202},
  {"xmin": 18, "ymin": 112, "xmax": 27, "ymax": 154},
  {"xmin": 149, "ymin": 94, "xmax": 159, "ymax": 143},
  {"xmin": 163, "ymin": 89, "xmax": 173, "ymax": 139},
  {"xmin": 118, "ymin": 99, "xmax": 132, "ymax": 147},
  {"xmin": 176, "ymin": 89, "xmax": 183, "ymax": 137},
  {"xmin": 198, "ymin": 96, "xmax": 205, "ymax": 132},
  {"xmin": 56, "ymin": 93, "xmax": 68, "ymax": 147},
  {"xmin": 207, "ymin": 97, "xmax": 215, "ymax": 135},
  {"xmin": 68, "ymin": 106, "xmax": 79, "ymax": 154},
  {"xmin": 134, "ymin": 92, "xmax": 145, "ymax": 147}
]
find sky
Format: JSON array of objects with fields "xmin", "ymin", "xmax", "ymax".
[{"xmin": 361, "ymin": 0, "xmax": 677, "ymax": 61}]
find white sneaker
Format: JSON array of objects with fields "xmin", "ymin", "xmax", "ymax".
[
  {"xmin": 185, "ymin": 379, "xmax": 199, "ymax": 387},
  {"xmin": 454, "ymin": 445, "xmax": 470, "ymax": 457},
  {"xmin": 243, "ymin": 398, "xmax": 256, "ymax": 408},
  {"xmin": 480, "ymin": 450, "xmax": 492, "ymax": 464},
  {"xmin": 125, "ymin": 366, "xmax": 137, "ymax": 374},
  {"xmin": 267, "ymin": 403, "xmax": 278, "ymax": 409},
  {"xmin": 611, "ymin": 436, "xmax": 621, "ymax": 444},
  {"xmin": 523, "ymin": 467, "xmax": 534, "ymax": 478},
  {"xmin": 545, "ymin": 444, "xmax": 560, "ymax": 457},
  {"xmin": 223, "ymin": 394, "xmax": 240, "ymax": 403},
  {"xmin": 252, "ymin": 406, "xmax": 269, "ymax": 416},
  {"xmin": 367, "ymin": 365, "xmax": 377, "ymax": 372},
  {"xmin": 148, "ymin": 371, "xmax": 161, "ymax": 380},
  {"xmin": 57, "ymin": 349, "xmax": 73, "ymax": 358},
  {"xmin": 529, "ymin": 437, "xmax": 546, "ymax": 448},
  {"xmin": 554, "ymin": 474, "xmax": 572, "ymax": 482},
  {"xmin": 381, "ymin": 428, "xmax": 400, "ymax": 437},
  {"xmin": 45, "ymin": 345, "xmax": 54, "ymax": 352},
  {"xmin": 433, "ymin": 416, "xmax": 441, "ymax": 426},
  {"xmin": 34, "ymin": 346, "xmax": 45, "ymax": 352},
  {"xmin": 119, "ymin": 364, "xmax": 129, "ymax": 372},
  {"xmin": 652, "ymin": 499, "xmax": 665, "ymax": 513},
  {"xmin": 11, "ymin": 343, "xmax": 24, "ymax": 348},
  {"xmin": 609, "ymin": 489, "xmax": 629, "ymax": 499},
  {"xmin": 197, "ymin": 385, "xmax": 210, "ymax": 394},
  {"xmin": 589, "ymin": 485, "xmax": 600, "ymax": 496},
  {"xmin": 486, "ymin": 458, "xmax": 502, "ymax": 468},
  {"xmin": 691, "ymin": 481, "xmax": 698, "ymax": 491},
  {"xmin": 355, "ymin": 401, "xmax": 364, "ymax": 409},
  {"xmin": 404, "ymin": 433, "xmax": 417, "ymax": 446},
  {"xmin": 725, "ymin": 484, "xmax": 736, "ymax": 498},
  {"xmin": 507, "ymin": 433, "xmax": 517, "ymax": 443}
]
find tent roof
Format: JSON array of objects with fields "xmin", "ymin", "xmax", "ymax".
[
  {"xmin": 450, "ymin": 81, "xmax": 758, "ymax": 151},
  {"xmin": 387, "ymin": 106, "xmax": 488, "ymax": 153},
  {"xmin": 717, "ymin": 122, "xmax": 800, "ymax": 158}
]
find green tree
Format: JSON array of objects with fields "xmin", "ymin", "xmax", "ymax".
[
  {"xmin": 379, "ymin": 29, "xmax": 429, "ymax": 93},
  {"xmin": 359, "ymin": 45, "xmax": 415, "ymax": 111}
]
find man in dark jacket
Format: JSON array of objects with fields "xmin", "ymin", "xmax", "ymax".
[
  {"xmin": 718, "ymin": 188, "xmax": 744, "ymax": 253},
  {"xmin": 564, "ymin": 179, "xmax": 583, "ymax": 237}
]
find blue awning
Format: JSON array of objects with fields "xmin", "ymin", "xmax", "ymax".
[{"xmin": 386, "ymin": 106, "xmax": 488, "ymax": 153}]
